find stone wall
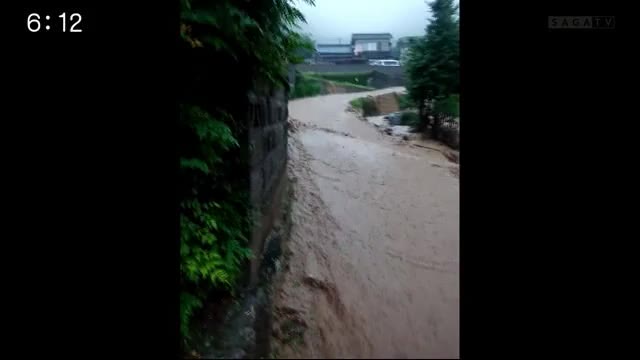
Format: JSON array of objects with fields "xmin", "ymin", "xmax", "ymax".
[
  {"xmin": 322, "ymin": 80, "xmax": 372, "ymax": 94},
  {"xmin": 201, "ymin": 82, "xmax": 291, "ymax": 359},
  {"xmin": 369, "ymin": 70, "xmax": 405, "ymax": 89},
  {"xmin": 246, "ymin": 85, "xmax": 289, "ymax": 286},
  {"xmin": 296, "ymin": 63, "xmax": 404, "ymax": 77}
]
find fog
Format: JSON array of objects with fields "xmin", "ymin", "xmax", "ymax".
[{"xmin": 295, "ymin": 0, "xmax": 432, "ymax": 44}]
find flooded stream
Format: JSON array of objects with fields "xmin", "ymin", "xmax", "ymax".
[{"xmin": 271, "ymin": 88, "xmax": 459, "ymax": 358}]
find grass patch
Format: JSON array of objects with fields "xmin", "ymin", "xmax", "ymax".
[
  {"xmin": 349, "ymin": 97, "xmax": 364, "ymax": 109},
  {"xmin": 291, "ymin": 72, "xmax": 375, "ymax": 100},
  {"xmin": 361, "ymin": 97, "xmax": 379, "ymax": 116},
  {"xmin": 290, "ymin": 73, "xmax": 323, "ymax": 99},
  {"xmin": 349, "ymin": 96, "xmax": 378, "ymax": 116}
]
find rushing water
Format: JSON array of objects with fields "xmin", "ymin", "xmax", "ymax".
[{"xmin": 271, "ymin": 88, "xmax": 459, "ymax": 358}]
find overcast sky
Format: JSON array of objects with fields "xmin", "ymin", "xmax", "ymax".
[{"xmin": 295, "ymin": 0, "xmax": 432, "ymax": 44}]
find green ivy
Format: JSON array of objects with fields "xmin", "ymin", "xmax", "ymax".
[
  {"xmin": 180, "ymin": 199, "xmax": 252, "ymax": 288},
  {"xmin": 180, "ymin": 292, "xmax": 203, "ymax": 337},
  {"xmin": 349, "ymin": 97, "xmax": 364, "ymax": 109},
  {"xmin": 178, "ymin": 105, "xmax": 252, "ymax": 339},
  {"xmin": 290, "ymin": 73, "xmax": 323, "ymax": 99}
]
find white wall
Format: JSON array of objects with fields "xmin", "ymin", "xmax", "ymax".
[{"xmin": 353, "ymin": 39, "xmax": 391, "ymax": 52}]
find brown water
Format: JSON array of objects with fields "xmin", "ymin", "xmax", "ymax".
[{"xmin": 271, "ymin": 88, "xmax": 459, "ymax": 359}]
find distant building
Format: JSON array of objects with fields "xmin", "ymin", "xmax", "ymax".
[
  {"xmin": 313, "ymin": 33, "xmax": 396, "ymax": 64},
  {"xmin": 314, "ymin": 44, "xmax": 354, "ymax": 63},
  {"xmin": 351, "ymin": 33, "xmax": 393, "ymax": 60}
]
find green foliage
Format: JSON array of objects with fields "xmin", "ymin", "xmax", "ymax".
[
  {"xmin": 178, "ymin": 105, "xmax": 253, "ymax": 339},
  {"xmin": 361, "ymin": 97, "xmax": 379, "ymax": 116},
  {"xmin": 397, "ymin": 93, "xmax": 414, "ymax": 110},
  {"xmin": 181, "ymin": 0, "xmax": 315, "ymax": 85},
  {"xmin": 400, "ymin": 111, "xmax": 420, "ymax": 126},
  {"xmin": 433, "ymin": 94, "xmax": 459, "ymax": 118},
  {"xmin": 399, "ymin": 47, "xmax": 413, "ymax": 65},
  {"xmin": 405, "ymin": 0, "xmax": 459, "ymax": 132},
  {"xmin": 290, "ymin": 73, "xmax": 324, "ymax": 99},
  {"xmin": 292, "ymin": 33, "xmax": 316, "ymax": 63},
  {"xmin": 181, "ymin": 292, "xmax": 203, "ymax": 338},
  {"xmin": 291, "ymin": 73, "xmax": 374, "ymax": 99},
  {"xmin": 349, "ymin": 97, "xmax": 364, "ymax": 109},
  {"xmin": 179, "ymin": 0, "xmax": 315, "ymax": 343},
  {"xmin": 180, "ymin": 197, "xmax": 252, "ymax": 288}
]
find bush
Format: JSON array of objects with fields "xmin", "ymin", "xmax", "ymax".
[
  {"xmin": 349, "ymin": 97, "xmax": 364, "ymax": 109},
  {"xmin": 397, "ymin": 93, "xmax": 414, "ymax": 110},
  {"xmin": 433, "ymin": 94, "xmax": 459, "ymax": 117},
  {"xmin": 290, "ymin": 73, "xmax": 323, "ymax": 99},
  {"xmin": 178, "ymin": 105, "xmax": 253, "ymax": 339},
  {"xmin": 400, "ymin": 111, "xmax": 420, "ymax": 126},
  {"xmin": 349, "ymin": 96, "xmax": 377, "ymax": 116},
  {"xmin": 361, "ymin": 97, "xmax": 379, "ymax": 116},
  {"xmin": 179, "ymin": 0, "xmax": 316, "ymax": 345}
]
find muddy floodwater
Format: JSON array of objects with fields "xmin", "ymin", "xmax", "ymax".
[{"xmin": 271, "ymin": 88, "xmax": 459, "ymax": 358}]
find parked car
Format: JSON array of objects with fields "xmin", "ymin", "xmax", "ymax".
[
  {"xmin": 384, "ymin": 112, "xmax": 402, "ymax": 125},
  {"xmin": 380, "ymin": 60, "xmax": 400, "ymax": 67}
]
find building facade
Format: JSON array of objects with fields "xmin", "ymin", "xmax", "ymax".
[
  {"xmin": 351, "ymin": 33, "xmax": 393, "ymax": 60},
  {"xmin": 313, "ymin": 33, "xmax": 396, "ymax": 64},
  {"xmin": 314, "ymin": 44, "xmax": 354, "ymax": 64}
]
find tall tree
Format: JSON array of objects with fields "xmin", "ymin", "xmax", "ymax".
[{"xmin": 406, "ymin": 0, "xmax": 459, "ymax": 136}]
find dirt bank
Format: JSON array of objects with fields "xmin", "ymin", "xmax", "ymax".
[{"xmin": 271, "ymin": 88, "xmax": 459, "ymax": 358}]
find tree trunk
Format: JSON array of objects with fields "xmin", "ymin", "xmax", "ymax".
[
  {"xmin": 431, "ymin": 113, "xmax": 440, "ymax": 140},
  {"xmin": 418, "ymin": 99, "xmax": 427, "ymax": 132}
]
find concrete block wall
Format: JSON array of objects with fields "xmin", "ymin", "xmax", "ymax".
[
  {"xmin": 369, "ymin": 70, "xmax": 405, "ymax": 89},
  {"xmin": 247, "ymin": 88, "xmax": 288, "ymax": 211},
  {"xmin": 245, "ymin": 85, "xmax": 289, "ymax": 286}
]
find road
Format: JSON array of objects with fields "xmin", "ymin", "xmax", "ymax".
[{"xmin": 271, "ymin": 88, "xmax": 459, "ymax": 358}]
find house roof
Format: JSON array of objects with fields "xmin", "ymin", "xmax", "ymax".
[
  {"xmin": 317, "ymin": 44, "xmax": 351, "ymax": 48},
  {"xmin": 351, "ymin": 33, "xmax": 393, "ymax": 41}
]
